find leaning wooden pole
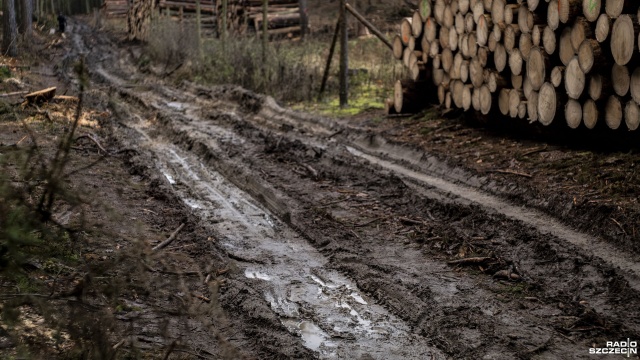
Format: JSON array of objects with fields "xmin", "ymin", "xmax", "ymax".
[
  {"xmin": 339, "ymin": 0, "xmax": 348, "ymax": 107},
  {"xmin": 262, "ymin": 0, "xmax": 268, "ymax": 63},
  {"xmin": 345, "ymin": 2, "xmax": 392, "ymax": 50},
  {"xmin": 319, "ymin": 13, "xmax": 342, "ymax": 100}
]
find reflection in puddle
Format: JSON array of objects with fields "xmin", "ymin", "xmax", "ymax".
[
  {"xmin": 244, "ymin": 269, "xmax": 272, "ymax": 281},
  {"xmin": 282, "ymin": 319, "xmax": 333, "ymax": 351},
  {"xmin": 161, "ymin": 170, "xmax": 176, "ymax": 184},
  {"xmin": 166, "ymin": 101, "xmax": 185, "ymax": 111}
]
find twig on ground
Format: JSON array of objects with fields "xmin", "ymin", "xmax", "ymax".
[
  {"xmin": 113, "ymin": 339, "xmax": 126, "ymax": 350},
  {"xmin": 488, "ymin": 169, "xmax": 533, "ymax": 178},
  {"xmin": 610, "ymin": 218, "xmax": 627, "ymax": 235},
  {"xmin": 152, "ymin": 223, "xmax": 186, "ymax": 251},
  {"xmin": 399, "ymin": 216, "xmax": 423, "ymax": 225},
  {"xmin": 447, "ymin": 257, "xmax": 495, "ymax": 266},
  {"xmin": 351, "ymin": 216, "xmax": 386, "ymax": 228},
  {"xmin": 521, "ymin": 145, "xmax": 548, "ymax": 157},
  {"xmin": 75, "ymin": 134, "xmax": 110, "ymax": 155},
  {"xmin": 304, "ymin": 164, "xmax": 319, "ymax": 179}
]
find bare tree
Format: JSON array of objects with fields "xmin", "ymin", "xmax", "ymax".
[
  {"xmin": 3, "ymin": 0, "xmax": 18, "ymax": 57},
  {"xmin": 20, "ymin": 0, "xmax": 33, "ymax": 38}
]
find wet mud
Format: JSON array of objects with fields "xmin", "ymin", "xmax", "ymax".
[{"xmin": 71, "ymin": 20, "xmax": 640, "ymax": 359}]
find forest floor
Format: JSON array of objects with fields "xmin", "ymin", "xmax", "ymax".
[{"xmin": 1, "ymin": 10, "xmax": 640, "ymax": 360}]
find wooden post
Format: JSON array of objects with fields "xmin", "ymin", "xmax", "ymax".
[
  {"xmin": 299, "ymin": 0, "xmax": 308, "ymax": 39},
  {"xmin": 196, "ymin": 0, "xmax": 203, "ymax": 59},
  {"xmin": 318, "ymin": 13, "xmax": 341, "ymax": 100},
  {"xmin": 339, "ymin": 0, "xmax": 348, "ymax": 108},
  {"xmin": 262, "ymin": 0, "xmax": 268, "ymax": 63},
  {"xmin": 221, "ymin": 0, "xmax": 227, "ymax": 42}
]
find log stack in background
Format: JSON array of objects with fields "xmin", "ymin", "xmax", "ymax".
[
  {"xmin": 389, "ymin": 0, "xmax": 640, "ymax": 131},
  {"xmin": 246, "ymin": 0, "xmax": 302, "ymax": 39}
]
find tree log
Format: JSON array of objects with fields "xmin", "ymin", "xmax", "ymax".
[
  {"xmin": 630, "ymin": 67, "xmax": 640, "ymax": 104},
  {"xmin": 527, "ymin": 47, "xmax": 549, "ymax": 91},
  {"xmin": 548, "ymin": 0, "xmax": 560, "ymax": 30},
  {"xmin": 582, "ymin": 0, "xmax": 601, "ymax": 22},
  {"xmin": 499, "ymin": 88, "xmax": 511, "ymax": 115},
  {"xmin": 401, "ymin": 17, "xmax": 413, "ymax": 45},
  {"xmin": 565, "ymin": 98, "xmax": 583, "ymax": 128},
  {"xmin": 570, "ymin": 17, "xmax": 593, "ymax": 53},
  {"xmin": 625, "ymin": 100, "xmax": 640, "ymax": 130},
  {"xmin": 494, "ymin": 43, "xmax": 508, "ymax": 72},
  {"xmin": 480, "ymin": 84, "xmax": 493, "ymax": 114},
  {"xmin": 559, "ymin": 0, "xmax": 581, "ymax": 24},
  {"xmin": 527, "ymin": 90, "xmax": 539, "ymax": 121},
  {"xmin": 565, "ymin": 56, "xmax": 586, "ymax": 99},
  {"xmin": 543, "ymin": 25, "xmax": 557, "ymax": 55},
  {"xmin": 538, "ymin": 82, "xmax": 561, "ymax": 125},
  {"xmin": 559, "ymin": 26, "xmax": 575, "ymax": 65},
  {"xmin": 611, "ymin": 63, "xmax": 630, "ymax": 96},
  {"xmin": 393, "ymin": 35, "xmax": 405, "ymax": 60},
  {"xmin": 551, "ymin": 65, "xmax": 566, "ymax": 88},
  {"xmin": 605, "ymin": 95, "xmax": 623, "ymax": 129},
  {"xmin": 504, "ymin": 4, "xmax": 519, "ymax": 25},
  {"xmin": 509, "ymin": 48, "xmax": 524, "ymax": 76},
  {"xmin": 583, "ymin": 98, "xmax": 599, "ymax": 129},
  {"xmin": 610, "ymin": 15, "xmax": 638, "ymax": 66},
  {"xmin": 412, "ymin": 10, "xmax": 424, "ymax": 37},
  {"xmin": 577, "ymin": 39, "xmax": 604, "ymax": 74},
  {"xmin": 595, "ymin": 13, "xmax": 610, "ymax": 42},
  {"xmin": 605, "ymin": 0, "xmax": 635, "ymax": 18}
]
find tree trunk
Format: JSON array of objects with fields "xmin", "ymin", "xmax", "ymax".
[
  {"xmin": 19, "ymin": 0, "xmax": 33, "ymax": 38},
  {"xmin": 2, "ymin": 0, "xmax": 18, "ymax": 57},
  {"xmin": 299, "ymin": 0, "xmax": 308, "ymax": 39}
]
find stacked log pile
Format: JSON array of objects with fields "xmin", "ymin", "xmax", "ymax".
[
  {"xmin": 390, "ymin": 0, "xmax": 640, "ymax": 130},
  {"xmin": 247, "ymin": 0, "xmax": 302, "ymax": 39},
  {"xmin": 156, "ymin": 0, "xmax": 247, "ymax": 35},
  {"xmin": 103, "ymin": 0, "xmax": 129, "ymax": 17}
]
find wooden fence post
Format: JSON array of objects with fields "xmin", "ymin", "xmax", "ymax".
[{"xmin": 339, "ymin": 0, "xmax": 348, "ymax": 107}]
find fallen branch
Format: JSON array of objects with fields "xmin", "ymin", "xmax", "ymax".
[
  {"xmin": 447, "ymin": 257, "xmax": 495, "ymax": 266},
  {"xmin": 75, "ymin": 134, "xmax": 110, "ymax": 155},
  {"xmin": 152, "ymin": 223, "xmax": 185, "ymax": 251},
  {"xmin": 610, "ymin": 218, "xmax": 627, "ymax": 235},
  {"xmin": 0, "ymin": 91, "xmax": 28, "ymax": 98},
  {"xmin": 193, "ymin": 293, "xmax": 211, "ymax": 303},
  {"xmin": 303, "ymin": 164, "xmax": 319, "ymax": 179},
  {"xmin": 521, "ymin": 145, "xmax": 548, "ymax": 157},
  {"xmin": 351, "ymin": 216, "xmax": 385, "ymax": 228},
  {"xmin": 399, "ymin": 216, "xmax": 423, "ymax": 225},
  {"xmin": 488, "ymin": 169, "xmax": 533, "ymax": 178}
]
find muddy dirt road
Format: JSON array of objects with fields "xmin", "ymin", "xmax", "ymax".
[{"xmin": 70, "ymin": 20, "xmax": 640, "ymax": 359}]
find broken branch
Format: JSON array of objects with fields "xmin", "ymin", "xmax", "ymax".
[
  {"xmin": 447, "ymin": 257, "xmax": 495, "ymax": 266},
  {"xmin": 152, "ymin": 223, "xmax": 185, "ymax": 251},
  {"xmin": 488, "ymin": 169, "xmax": 533, "ymax": 178}
]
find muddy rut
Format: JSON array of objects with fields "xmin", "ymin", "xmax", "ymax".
[{"xmin": 73, "ymin": 21, "xmax": 640, "ymax": 359}]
